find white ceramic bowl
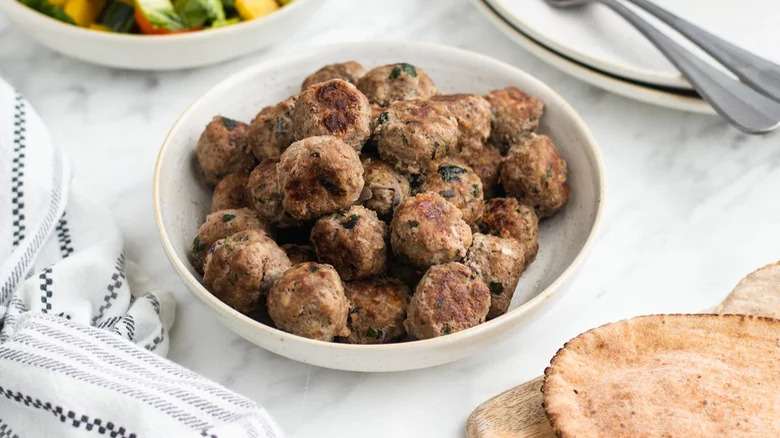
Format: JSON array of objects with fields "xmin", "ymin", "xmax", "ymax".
[
  {"xmin": 0, "ymin": 0, "xmax": 320, "ymax": 70},
  {"xmin": 154, "ymin": 41, "xmax": 605, "ymax": 372}
]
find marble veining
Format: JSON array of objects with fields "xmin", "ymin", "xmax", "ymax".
[{"xmin": 1, "ymin": 1, "xmax": 779, "ymax": 436}]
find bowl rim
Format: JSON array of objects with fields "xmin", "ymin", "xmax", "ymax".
[
  {"xmin": 1, "ymin": 0, "xmax": 314, "ymax": 42},
  {"xmin": 153, "ymin": 40, "xmax": 606, "ymax": 353}
]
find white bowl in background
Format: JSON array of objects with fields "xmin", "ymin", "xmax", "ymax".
[
  {"xmin": 154, "ymin": 41, "xmax": 605, "ymax": 372},
  {"xmin": 0, "ymin": 0, "xmax": 320, "ymax": 70}
]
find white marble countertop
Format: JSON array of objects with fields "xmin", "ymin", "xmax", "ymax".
[{"xmin": 1, "ymin": 1, "xmax": 779, "ymax": 436}]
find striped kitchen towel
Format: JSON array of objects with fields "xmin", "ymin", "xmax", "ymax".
[{"xmin": 0, "ymin": 80, "xmax": 282, "ymax": 437}]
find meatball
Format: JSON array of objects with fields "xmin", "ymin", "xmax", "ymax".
[
  {"xmin": 301, "ymin": 61, "xmax": 367, "ymax": 89},
  {"xmin": 420, "ymin": 159, "xmax": 484, "ymax": 225},
  {"xmin": 484, "ymin": 87, "xmax": 544, "ymax": 153},
  {"xmin": 278, "ymin": 136, "xmax": 365, "ymax": 221},
  {"xmin": 357, "ymin": 63, "xmax": 437, "ymax": 107},
  {"xmin": 500, "ymin": 134, "xmax": 570, "ymax": 218},
  {"xmin": 374, "ymin": 99, "xmax": 459, "ymax": 174},
  {"xmin": 390, "ymin": 192, "xmax": 472, "ymax": 271},
  {"xmin": 431, "ymin": 94, "xmax": 492, "ymax": 154},
  {"xmin": 247, "ymin": 159, "xmax": 300, "ymax": 228},
  {"xmin": 343, "ymin": 277, "xmax": 410, "ymax": 344},
  {"xmin": 465, "ymin": 233, "xmax": 525, "ymax": 319},
  {"xmin": 203, "ymin": 230, "xmax": 291, "ymax": 314},
  {"xmin": 292, "ymin": 79, "xmax": 372, "ymax": 152},
  {"xmin": 267, "ymin": 262, "xmax": 350, "ymax": 341},
  {"xmin": 455, "ymin": 145, "xmax": 503, "ymax": 199},
  {"xmin": 196, "ymin": 116, "xmax": 256, "ymax": 185},
  {"xmin": 404, "ymin": 262, "xmax": 490, "ymax": 339},
  {"xmin": 247, "ymin": 96, "xmax": 297, "ymax": 161},
  {"xmin": 362, "ymin": 157, "xmax": 411, "ymax": 217},
  {"xmin": 476, "ymin": 198, "xmax": 539, "ymax": 264},
  {"xmin": 281, "ymin": 244, "xmax": 317, "ymax": 265},
  {"xmin": 310, "ymin": 206, "xmax": 388, "ymax": 280},
  {"xmin": 191, "ymin": 208, "xmax": 268, "ymax": 271},
  {"xmin": 211, "ymin": 172, "xmax": 249, "ymax": 212},
  {"xmin": 386, "ymin": 255, "xmax": 425, "ymax": 289}
]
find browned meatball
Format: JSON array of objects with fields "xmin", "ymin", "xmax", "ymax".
[
  {"xmin": 465, "ymin": 233, "xmax": 525, "ymax": 319},
  {"xmin": 362, "ymin": 157, "xmax": 411, "ymax": 217},
  {"xmin": 293, "ymin": 79, "xmax": 371, "ymax": 152},
  {"xmin": 500, "ymin": 134, "xmax": 570, "ymax": 218},
  {"xmin": 476, "ymin": 198, "xmax": 539, "ymax": 264},
  {"xmin": 267, "ymin": 262, "xmax": 350, "ymax": 341},
  {"xmin": 191, "ymin": 208, "xmax": 268, "ymax": 271},
  {"xmin": 196, "ymin": 116, "xmax": 256, "ymax": 185},
  {"xmin": 404, "ymin": 262, "xmax": 490, "ymax": 339},
  {"xmin": 343, "ymin": 277, "xmax": 410, "ymax": 344},
  {"xmin": 357, "ymin": 63, "xmax": 437, "ymax": 107},
  {"xmin": 455, "ymin": 145, "xmax": 503, "ymax": 199},
  {"xmin": 301, "ymin": 61, "xmax": 367, "ymax": 89},
  {"xmin": 278, "ymin": 136, "xmax": 365, "ymax": 221},
  {"xmin": 247, "ymin": 159, "xmax": 300, "ymax": 228},
  {"xmin": 374, "ymin": 99, "xmax": 459, "ymax": 174},
  {"xmin": 310, "ymin": 206, "xmax": 388, "ymax": 280},
  {"xmin": 420, "ymin": 159, "xmax": 484, "ymax": 225},
  {"xmin": 390, "ymin": 192, "xmax": 472, "ymax": 271},
  {"xmin": 431, "ymin": 94, "xmax": 492, "ymax": 154},
  {"xmin": 203, "ymin": 230, "xmax": 291, "ymax": 314},
  {"xmin": 211, "ymin": 172, "xmax": 249, "ymax": 212},
  {"xmin": 281, "ymin": 244, "xmax": 317, "ymax": 265},
  {"xmin": 247, "ymin": 96, "xmax": 297, "ymax": 161},
  {"xmin": 484, "ymin": 87, "xmax": 544, "ymax": 153}
]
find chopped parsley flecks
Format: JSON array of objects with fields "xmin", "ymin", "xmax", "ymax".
[
  {"xmin": 350, "ymin": 306, "xmax": 362, "ymax": 314},
  {"xmin": 439, "ymin": 189, "xmax": 456, "ymax": 199},
  {"xmin": 388, "ymin": 63, "xmax": 417, "ymax": 79},
  {"xmin": 438, "ymin": 164, "xmax": 467, "ymax": 182},
  {"xmin": 408, "ymin": 220, "xmax": 420, "ymax": 228},
  {"xmin": 472, "ymin": 184, "xmax": 480, "ymax": 198},
  {"xmin": 222, "ymin": 213, "xmax": 236, "ymax": 222},
  {"xmin": 309, "ymin": 265, "xmax": 320, "ymax": 273},
  {"xmin": 442, "ymin": 325, "xmax": 452, "ymax": 335},
  {"xmin": 366, "ymin": 327, "xmax": 384, "ymax": 339},
  {"xmin": 489, "ymin": 282, "xmax": 504, "ymax": 295},
  {"xmin": 377, "ymin": 111, "xmax": 389, "ymax": 125},
  {"xmin": 220, "ymin": 117, "xmax": 240, "ymax": 131},
  {"xmin": 342, "ymin": 214, "xmax": 360, "ymax": 229},
  {"xmin": 192, "ymin": 236, "xmax": 205, "ymax": 255}
]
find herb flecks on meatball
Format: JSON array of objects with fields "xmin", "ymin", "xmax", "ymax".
[
  {"xmin": 343, "ymin": 277, "xmax": 410, "ymax": 344},
  {"xmin": 191, "ymin": 208, "xmax": 268, "ymax": 272},
  {"xmin": 421, "ymin": 159, "xmax": 484, "ymax": 225},
  {"xmin": 203, "ymin": 229, "xmax": 290, "ymax": 314},
  {"xmin": 196, "ymin": 116, "xmax": 256, "ymax": 186},
  {"xmin": 374, "ymin": 99, "xmax": 459, "ymax": 175},
  {"xmin": 302, "ymin": 61, "xmax": 367, "ymax": 90},
  {"xmin": 465, "ymin": 233, "xmax": 526, "ymax": 319},
  {"xmin": 477, "ymin": 197, "xmax": 539, "ymax": 265},
  {"xmin": 390, "ymin": 192, "xmax": 472, "ymax": 271},
  {"xmin": 404, "ymin": 262, "xmax": 490, "ymax": 339},
  {"xmin": 500, "ymin": 134, "xmax": 570, "ymax": 218},
  {"xmin": 247, "ymin": 158, "xmax": 300, "ymax": 228},
  {"xmin": 293, "ymin": 79, "xmax": 372, "ymax": 152},
  {"xmin": 267, "ymin": 262, "xmax": 350, "ymax": 341},
  {"xmin": 484, "ymin": 87, "xmax": 544, "ymax": 153},
  {"xmin": 278, "ymin": 136, "xmax": 365, "ymax": 221},
  {"xmin": 311, "ymin": 205, "xmax": 388, "ymax": 280},
  {"xmin": 357, "ymin": 63, "xmax": 437, "ymax": 108},
  {"xmin": 454, "ymin": 145, "xmax": 503, "ymax": 199},
  {"xmin": 247, "ymin": 96, "xmax": 297, "ymax": 161},
  {"xmin": 211, "ymin": 172, "xmax": 249, "ymax": 212}
]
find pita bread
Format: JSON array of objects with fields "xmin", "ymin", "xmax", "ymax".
[
  {"xmin": 717, "ymin": 261, "xmax": 780, "ymax": 319},
  {"xmin": 542, "ymin": 314, "xmax": 780, "ymax": 438}
]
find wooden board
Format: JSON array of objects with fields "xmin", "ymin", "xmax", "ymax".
[{"xmin": 466, "ymin": 261, "xmax": 780, "ymax": 438}]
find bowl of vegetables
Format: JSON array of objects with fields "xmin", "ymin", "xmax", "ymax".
[{"xmin": 0, "ymin": 0, "xmax": 319, "ymax": 70}]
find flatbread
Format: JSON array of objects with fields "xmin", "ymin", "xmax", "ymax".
[
  {"xmin": 717, "ymin": 261, "xmax": 780, "ymax": 319},
  {"xmin": 542, "ymin": 314, "xmax": 780, "ymax": 438}
]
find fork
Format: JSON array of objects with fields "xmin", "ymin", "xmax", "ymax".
[{"xmin": 545, "ymin": 0, "xmax": 780, "ymax": 134}]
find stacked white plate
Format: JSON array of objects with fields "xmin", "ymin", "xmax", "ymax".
[{"xmin": 473, "ymin": 0, "xmax": 780, "ymax": 114}]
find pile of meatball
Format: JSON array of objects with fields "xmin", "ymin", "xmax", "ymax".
[{"xmin": 191, "ymin": 60, "xmax": 570, "ymax": 344}]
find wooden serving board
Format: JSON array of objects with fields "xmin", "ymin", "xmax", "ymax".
[{"xmin": 466, "ymin": 262, "xmax": 780, "ymax": 438}]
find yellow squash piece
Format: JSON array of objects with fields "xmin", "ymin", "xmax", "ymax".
[
  {"xmin": 235, "ymin": 0, "xmax": 279, "ymax": 21},
  {"xmin": 63, "ymin": 0, "xmax": 107, "ymax": 27},
  {"xmin": 89, "ymin": 23, "xmax": 112, "ymax": 32}
]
